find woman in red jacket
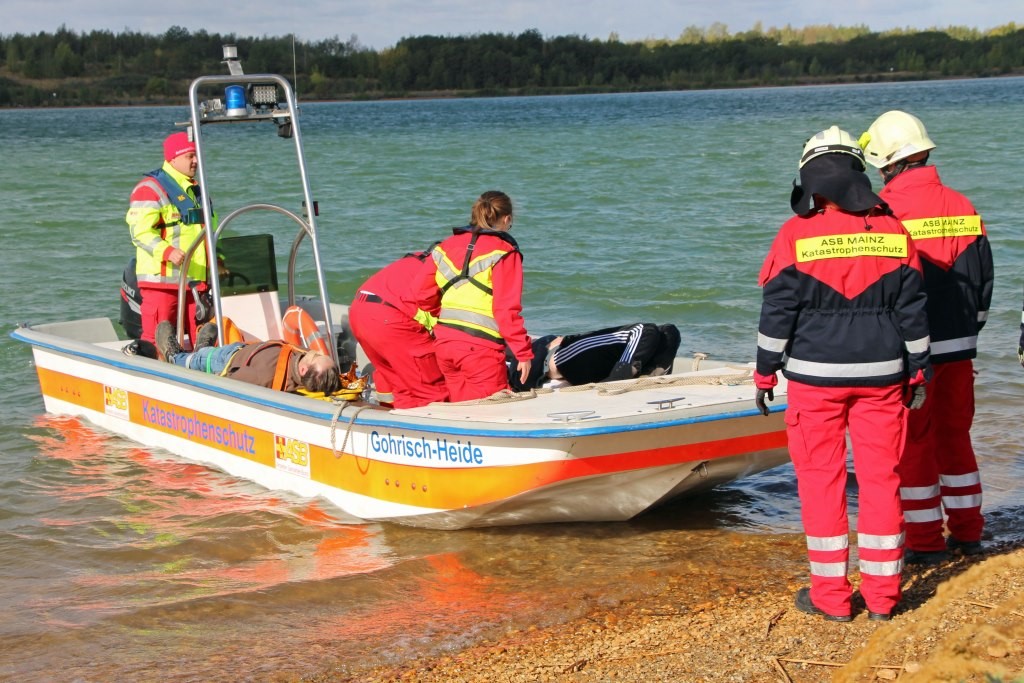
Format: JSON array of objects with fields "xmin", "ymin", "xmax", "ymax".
[{"xmin": 418, "ymin": 191, "xmax": 533, "ymax": 402}]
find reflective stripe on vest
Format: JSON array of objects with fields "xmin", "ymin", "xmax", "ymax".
[
  {"xmin": 433, "ymin": 232, "xmax": 514, "ymax": 341},
  {"xmin": 130, "ymin": 168, "xmax": 208, "ymax": 285}
]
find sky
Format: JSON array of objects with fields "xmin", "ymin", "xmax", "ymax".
[{"xmin": 2, "ymin": 0, "xmax": 1020, "ymax": 50}]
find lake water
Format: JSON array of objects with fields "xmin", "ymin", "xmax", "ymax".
[{"xmin": 2, "ymin": 77, "xmax": 1023, "ymax": 681}]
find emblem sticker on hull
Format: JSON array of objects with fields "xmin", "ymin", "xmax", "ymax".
[{"xmin": 275, "ymin": 435, "xmax": 311, "ymax": 478}]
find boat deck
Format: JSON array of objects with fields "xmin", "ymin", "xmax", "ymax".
[{"xmin": 395, "ymin": 363, "xmax": 781, "ymax": 425}]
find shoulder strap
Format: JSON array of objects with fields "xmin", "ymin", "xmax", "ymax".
[
  {"xmin": 403, "ymin": 240, "xmax": 443, "ymax": 261},
  {"xmin": 144, "ymin": 168, "xmax": 202, "ymax": 220},
  {"xmin": 271, "ymin": 344, "xmax": 300, "ymax": 391},
  {"xmin": 439, "ymin": 230, "xmax": 484, "ymax": 296}
]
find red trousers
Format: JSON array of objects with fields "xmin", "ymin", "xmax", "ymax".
[
  {"xmin": 434, "ymin": 338, "xmax": 508, "ymax": 402},
  {"xmin": 899, "ymin": 360, "xmax": 983, "ymax": 551},
  {"xmin": 786, "ymin": 381, "xmax": 906, "ymax": 617},
  {"xmin": 139, "ymin": 285, "xmax": 197, "ymax": 346},
  {"xmin": 348, "ymin": 300, "xmax": 448, "ymax": 409}
]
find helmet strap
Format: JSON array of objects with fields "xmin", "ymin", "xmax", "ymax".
[
  {"xmin": 881, "ymin": 151, "xmax": 929, "ymax": 185},
  {"xmin": 881, "ymin": 161, "xmax": 906, "ymax": 184}
]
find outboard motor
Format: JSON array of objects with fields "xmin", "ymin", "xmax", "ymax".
[
  {"xmin": 119, "ymin": 257, "xmax": 143, "ymax": 340},
  {"xmin": 119, "ymin": 257, "xmax": 159, "ymax": 359}
]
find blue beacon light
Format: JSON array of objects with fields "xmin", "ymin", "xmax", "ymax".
[{"xmin": 225, "ymin": 85, "xmax": 246, "ymax": 116}]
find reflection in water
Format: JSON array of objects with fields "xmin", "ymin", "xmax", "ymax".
[
  {"xmin": 4, "ymin": 417, "xmax": 576, "ymax": 681},
  {"xmin": 23, "ymin": 417, "xmax": 397, "ymax": 624}
]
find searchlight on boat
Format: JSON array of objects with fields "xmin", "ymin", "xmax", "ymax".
[
  {"xmin": 189, "ymin": 46, "xmax": 292, "ymax": 138},
  {"xmin": 222, "ymin": 44, "xmax": 243, "ymax": 75}
]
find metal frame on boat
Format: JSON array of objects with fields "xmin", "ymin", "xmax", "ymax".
[{"xmin": 11, "ymin": 49, "xmax": 790, "ymax": 529}]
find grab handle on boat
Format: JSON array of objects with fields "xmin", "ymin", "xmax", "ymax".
[
  {"xmin": 647, "ymin": 396, "xmax": 686, "ymax": 410},
  {"xmin": 548, "ymin": 410, "xmax": 597, "ymax": 423}
]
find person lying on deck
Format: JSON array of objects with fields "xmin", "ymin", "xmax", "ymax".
[
  {"xmin": 506, "ymin": 322, "xmax": 681, "ymax": 391},
  {"xmin": 154, "ymin": 321, "xmax": 341, "ymax": 394}
]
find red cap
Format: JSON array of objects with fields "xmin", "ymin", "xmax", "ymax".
[{"xmin": 163, "ymin": 132, "xmax": 196, "ymax": 161}]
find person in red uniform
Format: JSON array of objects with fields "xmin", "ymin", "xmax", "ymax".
[
  {"xmin": 348, "ymin": 244, "xmax": 450, "ymax": 409},
  {"xmin": 860, "ymin": 110, "xmax": 993, "ymax": 564},
  {"xmin": 416, "ymin": 191, "xmax": 533, "ymax": 402},
  {"xmin": 126, "ymin": 131, "xmax": 214, "ymax": 346},
  {"xmin": 755, "ymin": 126, "xmax": 932, "ymax": 622}
]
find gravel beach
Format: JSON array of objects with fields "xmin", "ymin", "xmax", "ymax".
[{"xmin": 308, "ymin": 539, "xmax": 1024, "ymax": 682}]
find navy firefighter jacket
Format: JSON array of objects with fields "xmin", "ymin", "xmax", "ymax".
[
  {"xmin": 880, "ymin": 165, "xmax": 994, "ymax": 365},
  {"xmin": 756, "ymin": 207, "xmax": 932, "ymax": 388}
]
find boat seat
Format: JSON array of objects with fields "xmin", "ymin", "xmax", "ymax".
[{"xmin": 221, "ymin": 292, "xmax": 283, "ymax": 342}]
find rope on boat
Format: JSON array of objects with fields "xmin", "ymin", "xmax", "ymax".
[
  {"xmin": 448, "ymin": 366, "xmax": 753, "ymax": 405},
  {"xmin": 450, "ymin": 387, "xmax": 550, "ymax": 405},
  {"xmin": 428, "ymin": 354, "xmax": 754, "ymax": 406},
  {"xmin": 556, "ymin": 368, "xmax": 754, "ymax": 396},
  {"xmin": 557, "ymin": 353, "xmax": 753, "ymax": 396},
  {"xmin": 329, "ymin": 399, "xmax": 370, "ymax": 458}
]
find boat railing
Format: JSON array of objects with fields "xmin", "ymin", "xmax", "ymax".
[{"xmin": 171, "ymin": 47, "xmax": 337, "ymax": 363}]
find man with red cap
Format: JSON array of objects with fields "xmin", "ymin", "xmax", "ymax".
[
  {"xmin": 755, "ymin": 126, "xmax": 932, "ymax": 622},
  {"xmin": 125, "ymin": 131, "xmax": 214, "ymax": 345}
]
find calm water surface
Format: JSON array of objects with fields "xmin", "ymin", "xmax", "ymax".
[{"xmin": 1, "ymin": 77, "xmax": 1023, "ymax": 681}]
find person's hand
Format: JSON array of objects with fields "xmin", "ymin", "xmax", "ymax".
[
  {"xmin": 517, "ymin": 360, "xmax": 532, "ymax": 385},
  {"xmin": 755, "ymin": 387, "xmax": 774, "ymax": 416},
  {"xmin": 166, "ymin": 247, "xmax": 186, "ymax": 266},
  {"xmin": 904, "ymin": 384, "xmax": 927, "ymax": 410},
  {"xmin": 1018, "ymin": 345, "xmax": 1024, "ymax": 368}
]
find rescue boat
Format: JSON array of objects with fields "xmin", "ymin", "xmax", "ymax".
[{"xmin": 11, "ymin": 48, "xmax": 790, "ymax": 530}]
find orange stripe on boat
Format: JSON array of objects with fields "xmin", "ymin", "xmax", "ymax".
[
  {"xmin": 312, "ymin": 430, "xmax": 787, "ymax": 510},
  {"xmin": 34, "ymin": 367, "xmax": 787, "ymax": 512}
]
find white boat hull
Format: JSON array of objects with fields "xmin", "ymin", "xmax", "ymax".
[{"xmin": 14, "ymin": 317, "xmax": 790, "ymax": 529}]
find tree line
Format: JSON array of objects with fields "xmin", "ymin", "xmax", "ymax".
[{"xmin": 1, "ymin": 23, "xmax": 1021, "ymax": 107}]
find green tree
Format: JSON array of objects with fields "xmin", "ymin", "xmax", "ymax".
[
  {"xmin": 143, "ymin": 76, "xmax": 169, "ymax": 96},
  {"xmin": 54, "ymin": 41, "xmax": 83, "ymax": 76}
]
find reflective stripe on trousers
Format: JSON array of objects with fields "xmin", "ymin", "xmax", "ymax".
[
  {"xmin": 787, "ymin": 380, "xmax": 906, "ymax": 617},
  {"xmin": 898, "ymin": 360, "xmax": 984, "ymax": 551}
]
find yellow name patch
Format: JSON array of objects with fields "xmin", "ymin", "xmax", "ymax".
[
  {"xmin": 796, "ymin": 233, "xmax": 908, "ymax": 263},
  {"xmin": 901, "ymin": 215, "xmax": 982, "ymax": 240}
]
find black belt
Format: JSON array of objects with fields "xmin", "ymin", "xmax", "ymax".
[{"xmin": 358, "ymin": 292, "xmax": 397, "ymax": 309}]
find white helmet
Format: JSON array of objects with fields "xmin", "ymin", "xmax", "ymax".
[
  {"xmin": 799, "ymin": 126, "xmax": 866, "ymax": 170},
  {"xmin": 859, "ymin": 110, "xmax": 936, "ymax": 169}
]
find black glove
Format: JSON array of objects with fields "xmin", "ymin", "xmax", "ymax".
[
  {"xmin": 755, "ymin": 387, "xmax": 774, "ymax": 416},
  {"xmin": 1018, "ymin": 345, "xmax": 1024, "ymax": 368},
  {"xmin": 904, "ymin": 384, "xmax": 927, "ymax": 410}
]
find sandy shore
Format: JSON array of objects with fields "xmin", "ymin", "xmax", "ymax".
[{"xmin": 307, "ymin": 538, "xmax": 1024, "ymax": 682}]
